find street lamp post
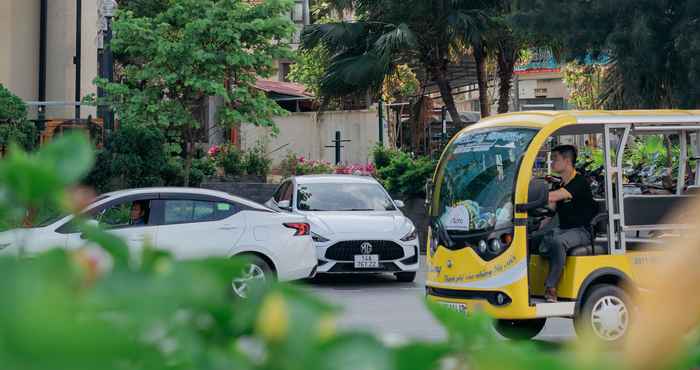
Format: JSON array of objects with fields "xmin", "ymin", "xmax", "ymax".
[{"xmin": 99, "ymin": 0, "xmax": 117, "ymax": 135}]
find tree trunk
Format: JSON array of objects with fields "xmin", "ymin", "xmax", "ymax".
[
  {"xmin": 473, "ymin": 44, "xmax": 491, "ymax": 117},
  {"xmin": 496, "ymin": 43, "xmax": 517, "ymax": 114},
  {"xmin": 431, "ymin": 66, "xmax": 462, "ymax": 126}
]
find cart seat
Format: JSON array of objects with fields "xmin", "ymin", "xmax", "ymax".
[{"xmin": 567, "ymin": 244, "xmax": 609, "ymax": 256}]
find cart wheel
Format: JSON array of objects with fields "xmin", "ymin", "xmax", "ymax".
[
  {"xmin": 575, "ymin": 284, "xmax": 631, "ymax": 344},
  {"xmin": 494, "ymin": 319, "xmax": 546, "ymax": 340}
]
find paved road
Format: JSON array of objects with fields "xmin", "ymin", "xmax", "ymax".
[{"xmin": 303, "ymin": 257, "xmax": 575, "ymax": 343}]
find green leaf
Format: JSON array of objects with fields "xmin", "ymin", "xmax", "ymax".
[{"xmin": 37, "ymin": 133, "xmax": 95, "ymax": 185}]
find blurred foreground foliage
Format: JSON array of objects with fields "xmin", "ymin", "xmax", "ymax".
[{"xmin": 0, "ymin": 133, "xmax": 699, "ymax": 370}]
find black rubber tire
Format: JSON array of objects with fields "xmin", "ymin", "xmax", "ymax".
[
  {"xmin": 494, "ymin": 319, "xmax": 547, "ymax": 340},
  {"xmin": 395, "ymin": 271, "xmax": 417, "ymax": 282},
  {"xmin": 574, "ymin": 284, "xmax": 632, "ymax": 344}
]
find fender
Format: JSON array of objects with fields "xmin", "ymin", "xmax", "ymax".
[{"xmin": 575, "ymin": 267, "xmax": 634, "ymax": 315}]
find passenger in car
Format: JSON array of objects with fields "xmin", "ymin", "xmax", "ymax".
[{"xmin": 130, "ymin": 201, "xmax": 148, "ymax": 226}]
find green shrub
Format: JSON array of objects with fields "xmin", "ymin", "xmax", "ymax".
[
  {"xmin": 372, "ymin": 144, "xmax": 395, "ymax": 170},
  {"xmin": 244, "ymin": 142, "xmax": 271, "ymax": 177},
  {"xmin": 374, "ymin": 148, "xmax": 436, "ymax": 198},
  {"xmin": 219, "ymin": 145, "xmax": 246, "ymax": 177},
  {"xmin": 84, "ymin": 125, "xmax": 168, "ymax": 192},
  {"xmin": 0, "ymin": 84, "xmax": 37, "ymax": 151}
]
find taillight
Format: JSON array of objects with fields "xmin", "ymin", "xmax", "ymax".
[{"xmin": 284, "ymin": 222, "xmax": 310, "ymax": 236}]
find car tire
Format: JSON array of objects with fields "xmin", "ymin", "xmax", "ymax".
[
  {"xmin": 574, "ymin": 284, "xmax": 632, "ymax": 344},
  {"xmin": 231, "ymin": 255, "xmax": 273, "ymax": 299},
  {"xmin": 494, "ymin": 319, "xmax": 546, "ymax": 340},
  {"xmin": 395, "ymin": 271, "xmax": 416, "ymax": 282}
]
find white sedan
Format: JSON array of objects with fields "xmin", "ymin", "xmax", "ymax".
[
  {"xmin": 0, "ymin": 187, "xmax": 317, "ymax": 297},
  {"xmin": 266, "ymin": 175, "xmax": 420, "ymax": 282}
]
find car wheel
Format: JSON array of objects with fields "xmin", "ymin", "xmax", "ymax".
[
  {"xmin": 574, "ymin": 284, "xmax": 631, "ymax": 344},
  {"xmin": 394, "ymin": 271, "xmax": 416, "ymax": 282},
  {"xmin": 231, "ymin": 255, "xmax": 272, "ymax": 299},
  {"xmin": 494, "ymin": 319, "xmax": 546, "ymax": 340}
]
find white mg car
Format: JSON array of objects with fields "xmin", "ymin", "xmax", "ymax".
[
  {"xmin": 266, "ymin": 175, "xmax": 420, "ymax": 282},
  {"xmin": 0, "ymin": 187, "xmax": 317, "ymax": 297}
]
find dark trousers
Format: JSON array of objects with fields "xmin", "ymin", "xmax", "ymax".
[{"xmin": 540, "ymin": 227, "xmax": 591, "ymax": 289}]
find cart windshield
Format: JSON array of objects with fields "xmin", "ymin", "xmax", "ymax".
[{"xmin": 433, "ymin": 128, "xmax": 538, "ymax": 234}]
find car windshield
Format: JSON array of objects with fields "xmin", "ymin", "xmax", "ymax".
[
  {"xmin": 297, "ymin": 182, "xmax": 396, "ymax": 211},
  {"xmin": 23, "ymin": 195, "xmax": 110, "ymax": 228},
  {"xmin": 433, "ymin": 128, "xmax": 537, "ymax": 234}
]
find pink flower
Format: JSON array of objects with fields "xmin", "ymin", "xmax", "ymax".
[{"xmin": 208, "ymin": 145, "xmax": 220, "ymax": 157}]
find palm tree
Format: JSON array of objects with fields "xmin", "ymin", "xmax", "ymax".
[{"xmin": 303, "ymin": 0, "xmax": 470, "ymax": 125}]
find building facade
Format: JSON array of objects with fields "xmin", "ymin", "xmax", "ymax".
[{"xmin": 0, "ymin": 0, "xmax": 100, "ymax": 121}]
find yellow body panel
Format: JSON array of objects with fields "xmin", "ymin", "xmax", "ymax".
[{"xmin": 426, "ymin": 110, "xmax": 700, "ymax": 320}]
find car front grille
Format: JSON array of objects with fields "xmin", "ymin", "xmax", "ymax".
[{"xmin": 325, "ymin": 240, "xmax": 405, "ymax": 261}]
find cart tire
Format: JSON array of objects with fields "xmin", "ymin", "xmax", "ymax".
[
  {"xmin": 494, "ymin": 319, "xmax": 546, "ymax": 340},
  {"xmin": 574, "ymin": 284, "xmax": 632, "ymax": 344}
]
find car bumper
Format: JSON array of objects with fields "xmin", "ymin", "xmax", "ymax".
[
  {"xmin": 275, "ymin": 235, "xmax": 318, "ymax": 281},
  {"xmin": 314, "ymin": 238, "xmax": 420, "ymax": 274}
]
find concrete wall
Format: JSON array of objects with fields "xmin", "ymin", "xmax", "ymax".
[
  {"xmin": 0, "ymin": 0, "xmax": 98, "ymax": 118},
  {"xmin": 240, "ymin": 110, "xmax": 388, "ymax": 167},
  {"xmin": 0, "ymin": 0, "xmax": 40, "ymax": 101}
]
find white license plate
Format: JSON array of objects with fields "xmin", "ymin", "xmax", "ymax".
[
  {"xmin": 439, "ymin": 302, "xmax": 467, "ymax": 314},
  {"xmin": 354, "ymin": 254, "xmax": 379, "ymax": 268}
]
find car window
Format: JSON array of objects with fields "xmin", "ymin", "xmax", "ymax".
[
  {"xmin": 164, "ymin": 200, "xmax": 237, "ymax": 224},
  {"xmin": 273, "ymin": 182, "xmax": 287, "ymax": 202},
  {"xmin": 280, "ymin": 181, "xmax": 294, "ymax": 202},
  {"xmin": 274, "ymin": 181, "xmax": 292, "ymax": 202},
  {"xmin": 96, "ymin": 199, "xmax": 153, "ymax": 229}
]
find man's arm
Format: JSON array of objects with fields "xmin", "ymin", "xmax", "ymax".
[{"xmin": 548, "ymin": 188, "xmax": 572, "ymax": 203}]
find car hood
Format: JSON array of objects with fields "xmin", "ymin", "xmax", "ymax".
[{"xmin": 303, "ymin": 211, "xmax": 413, "ymax": 237}]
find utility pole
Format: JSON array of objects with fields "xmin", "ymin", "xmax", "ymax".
[
  {"xmin": 74, "ymin": 0, "xmax": 82, "ymax": 121},
  {"xmin": 377, "ymin": 97, "xmax": 384, "ymax": 145},
  {"xmin": 325, "ymin": 131, "xmax": 351, "ymax": 165}
]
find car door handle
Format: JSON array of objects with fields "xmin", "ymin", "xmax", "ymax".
[
  {"xmin": 218, "ymin": 225, "xmax": 238, "ymax": 231},
  {"xmin": 129, "ymin": 236, "xmax": 146, "ymax": 242}
]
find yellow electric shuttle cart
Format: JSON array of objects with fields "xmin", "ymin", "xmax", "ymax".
[{"xmin": 425, "ymin": 110, "xmax": 700, "ymax": 343}]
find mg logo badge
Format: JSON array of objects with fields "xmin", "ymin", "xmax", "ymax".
[
  {"xmin": 360, "ymin": 242, "xmax": 373, "ymax": 255},
  {"xmin": 446, "ymin": 259, "xmax": 453, "ymax": 268}
]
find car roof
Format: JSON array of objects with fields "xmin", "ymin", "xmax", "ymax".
[
  {"xmin": 293, "ymin": 175, "xmax": 380, "ymax": 185},
  {"xmin": 100, "ymin": 187, "xmax": 270, "ymax": 211}
]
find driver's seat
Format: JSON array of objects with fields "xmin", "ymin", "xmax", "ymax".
[{"xmin": 566, "ymin": 199, "xmax": 609, "ymax": 256}]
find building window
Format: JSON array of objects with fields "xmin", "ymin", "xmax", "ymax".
[
  {"xmin": 279, "ymin": 62, "xmax": 292, "ymax": 82},
  {"xmin": 292, "ymin": 28, "xmax": 302, "ymax": 44},
  {"xmin": 292, "ymin": 2, "xmax": 304, "ymax": 22}
]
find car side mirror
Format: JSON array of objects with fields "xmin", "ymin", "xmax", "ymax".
[
  {"xmin": 277, "ymin": 200, "xmax": 292, "ymax": 211},
  {"xmin": 394, "ymin": 200, "xmax": 405, "ymax": 208},
  {"xmin": 516, "ymin": 178, "xmax": 549, "ymax": 213}
]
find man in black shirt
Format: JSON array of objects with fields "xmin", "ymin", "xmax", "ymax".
[{"xmin": 541, "ymin": 145, "xmax": 596, "ymax": 302}]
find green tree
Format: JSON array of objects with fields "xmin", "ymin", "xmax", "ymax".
[
  {"xmin": 563, "ymin": 61, "xmax": 607, "ymax": 110},
  {"xmin": 513, "ymin": 0, "xmax": 700, "ymax": 109},
  {"xmin": 0, "ymin": 84, "xmax": 36, "ymax": 152},
  {"xmin": 303, "ymin": 0, "xmax": 492, "ymax": 125},
  {"xmin": 94, "ymin": 0, "xmax": 294, "ymax": 185},
  {"xmin": 288, "ymin": 45, "xmax": 331, "ymax": 102}
]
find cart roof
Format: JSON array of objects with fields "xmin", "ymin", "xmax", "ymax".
[{"xmin": 470, "ymin": 110, "xmax": 700, "ymax": 133}]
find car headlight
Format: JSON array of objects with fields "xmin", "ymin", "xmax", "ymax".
[
  {"xmin": 400, "ymin": 226, "xmax": 417, "ymax": 242},
  {"xmin": 311, "ymin": 232, "xmax": 330, "ymax": 243}
]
